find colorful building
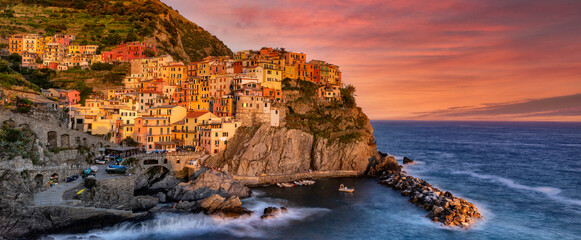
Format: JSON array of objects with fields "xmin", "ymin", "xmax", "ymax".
[{"xmin": 101, "ymin": 42, "xmax": 157, "ymax": 62}]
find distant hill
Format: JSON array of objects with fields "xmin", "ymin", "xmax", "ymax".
[{"xmin": 0, "ymin": 0, "xmax": 232, "ymax": 61}]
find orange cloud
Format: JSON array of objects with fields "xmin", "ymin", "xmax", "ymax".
[{"xmin": 162, "ymin": 0, "xmax": 581, "ymax": 121}]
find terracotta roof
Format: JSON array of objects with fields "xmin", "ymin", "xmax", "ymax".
[{"xmin": 186, "ymin": 110, "xmax": 210, "ymax": 118}]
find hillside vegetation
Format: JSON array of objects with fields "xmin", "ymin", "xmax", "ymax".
[
  {"xmin": 281, "ymin": 79, "xmax": 371, "ymax": 143},
  {"xmin": 0, "ymin": 0, "xmax": 232, "ymax": 61}
]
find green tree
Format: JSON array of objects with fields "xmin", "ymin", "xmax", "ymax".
[
  {"xmin": 0, "ymin": 61, "xmax": 10, "ymax": 73},
  {"xmin": 7, "ymin": 53, "xmax": 22, "ymax": 64},
  {"xmin": 123, "ymin": 136, "xmax": 139, "ymax": 147},
  {"xmin": 75, "ymin": 81, "xmax": 93, "ymax": 105},
  {"xmin": 125, "ymin": 29, "xmax": 138, "ymax": 42}
]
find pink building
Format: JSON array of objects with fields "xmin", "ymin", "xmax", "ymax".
[
  {"xmin": 101, "ymin": 42, "xmax": 157, "ymax": 62},
  {"xmin": 57, "ymin": 89, "xmax": 80, "ymax": 105},
  {"xmin": 53, "ymin": 34, "xmax": 75, "ymax": 47}
]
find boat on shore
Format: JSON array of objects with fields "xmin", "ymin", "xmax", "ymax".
[
  {"xmin": 339, "ymin": 184, "xmax": 354, "ymax": 193},
  {"xmin": 302, "ymin": 180, "xmax": 315, "ymax": 185},
  {"xmin": 281, "ymin": 182, "xmax": 295, "ymax": 188},
  {"xmin": 105, "ymin": 165, "xmax": 127, "ymax": 174},
  {"xmin": 276, "ymin": 180, "xmax": 316, "ymax": 188}
]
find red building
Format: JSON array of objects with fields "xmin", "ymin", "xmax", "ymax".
[
  {"xmin": 101, "ymin": 42, "xmax": 157, "ymax": 62},
  {"xmin": 233, "ymin": 60, "xmax": 243, "ymax": 74}
]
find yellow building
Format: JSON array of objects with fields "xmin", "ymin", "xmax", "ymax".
[
  {"xmin": 36, "ymin": 36, "xmax": 54, "ymax": 55},
  {"xmin": 199, "ymin": 120, "xmax": 241, "ymax": 155},
  {"xmin": 260, "ymin": 63, "xmax": 282, "ymax": 90},
  {"xmin": 172, "ymin": 110, "xmax": 218, "ymax": 148},
  {"xmin": 161, "ymin": 62, "xmax": 187, "ymax": 85}
]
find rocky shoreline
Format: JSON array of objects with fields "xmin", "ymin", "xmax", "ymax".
[{"xmin": 371, "ymin": 155, "xmax": 483, "ymax": 228}]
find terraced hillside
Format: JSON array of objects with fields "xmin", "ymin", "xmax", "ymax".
[{"xmin": 0, "ymin": 0, "xmax": 232, "ymax": 61}]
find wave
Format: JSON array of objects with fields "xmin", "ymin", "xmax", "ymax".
[
  {"xmin": 454, "ymin": 171, "xmax": 581, "ymax": 207},
  {"xmin": 48, "ymin": 196, "xmax": 330, "ymax": 239}
]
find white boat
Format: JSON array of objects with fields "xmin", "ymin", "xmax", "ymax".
[
  {"xmin": 293, "ymin": 181, "xmax": 303, "ymax": 186},
  {"xmin": 276, "ymin": 183, "xmax": 284, "ymax": 188},
  {"xmin": 90, "ymin": 166, "xmax": 99, "ymax": 173},
  {"xmin": 339, "ymin": 184, "xmax": 354, "ymax": 193},
  {"xmin": 281, "ymin": 182, "xmax": 295, "ymax": 188},
  {"xmin": 302, "ymin": 180, "xmax": 315, "ymax": 185}
]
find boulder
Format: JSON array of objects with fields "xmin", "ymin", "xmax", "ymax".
[
  {"xmin": 155, "ymin": 192, "xmax": 167, "ymax": 203},
  {"xmin": 150, "ymin": 175, "xmax": 182, "ymax": 190},
  {"xmin": 260, "ymin": 206, "xmax": 288, "ymax": 220},
  {"xmin": 131, "ymin": 196, "xmax": 159, "ymax": 211},
  {"xmin": 198, "ymin": 194, "xmax": 251, "ymax": 218},
  {"xmin": 175, "ymin": 201, "xmax": 197, "ymax": 211},
  {"xmin": 403, "ymin": 157, "xmax": 415, "ymax": 164},
  {"xmin": 167, "ymin": 170, "xmax": 251, "ymax": 202},
  {"xmin": 367, "ymin": 155, "xmax": 401, "ymax": 176}
]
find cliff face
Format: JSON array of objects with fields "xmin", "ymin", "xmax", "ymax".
[
  {"xmin": 208, "ymin": 79, "xmax": 380, "ymax": 177},
  {"xmin": 211, "ymin": 125, "xmax": 377, "ymax": 176}
]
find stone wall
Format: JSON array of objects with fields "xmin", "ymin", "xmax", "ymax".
[
  {"xmin": 133, "ymin": 152, "xmax": 203, "ymax": 172},
  {"xmin": 0, "ymin": 108, "xmax": 116, "ymax": 153}
]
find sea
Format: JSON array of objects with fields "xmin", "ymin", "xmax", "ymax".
[{"xmin": 49, "ymin": 121, "xmax": 581, "ymax": 240}]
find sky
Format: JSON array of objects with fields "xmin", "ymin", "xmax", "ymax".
[{"xmin": 162, "ymin": 0, "xmax": 581, "ymax": 121}]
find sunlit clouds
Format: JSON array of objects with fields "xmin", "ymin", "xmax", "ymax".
[{"xmin": 162, "ymin": 0, "xmax": 581, "ymax": 121}]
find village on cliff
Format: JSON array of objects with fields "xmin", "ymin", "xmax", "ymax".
[{"xmin": 2, "ymin": 33, "xmax": 344, "ymax": 156}]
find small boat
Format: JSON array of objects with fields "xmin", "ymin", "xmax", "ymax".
[
  {"xmin": 339, "ymin": 184, "xmax": 354, "ymax": 193},
  {"xmin": 95, "ymin": 159, "xmax": 106, "ymax": 164},
  {"xmin": 90, "ymin": 166, "xmax": 99, "ymax": 173},
  {"xmin": 281, "ymin": 182, "xmax": 295, "ymax": 188},
  {"xmin": 293, "ymin": 181, "xmax": 303, "ymax": 186},
  {"xmin": 276, "ymin": 183, "xmax": 284, "ymax": 188},
  {"xmin": 106, "ymin": 165, "xmax": 127, "ymax": 174},
  {"xmin": 302, "ymin": 180, "xmax": 315, "ymax": 185}
]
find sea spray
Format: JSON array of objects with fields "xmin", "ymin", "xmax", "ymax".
[{"xmin": 48, "ymin": 194, "xmax": 330, "ymax": 240}]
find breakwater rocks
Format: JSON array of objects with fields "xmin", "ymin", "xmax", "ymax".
[{"xmin": 378, "ymin": 171, "xmax": 482, "ymax": 228}]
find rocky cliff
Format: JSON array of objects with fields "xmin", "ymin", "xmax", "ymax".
[
  {"xmin": 208, "ymin": 79, "xmax": 381, "ymax": 177},
  {"xmin": 0, "ymin": 169, "xmax": 142, "ymax": 239}
]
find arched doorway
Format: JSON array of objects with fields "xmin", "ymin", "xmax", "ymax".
[
  {"xmin": 61, "ymin": 134, "xmax": 70, "ymax": 148},
  {"xmin": 34, "ymin": 174, "xmax": 44, "ymax": 192},
  {"xmin": 47, "ymin": 131, "xmax": 58, "ymax": 148},
  {"xmin": 50, "ymin": 173, "xmax": 59, "ymax": 183}
]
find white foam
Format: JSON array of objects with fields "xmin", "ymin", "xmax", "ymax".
[
  {"xmin": 454, "ymin": 171, "xmax": 581, "ymax": 207},
  {"xmin": 48, "ymin": 197, "xmax": 330, "ymax": 240}
]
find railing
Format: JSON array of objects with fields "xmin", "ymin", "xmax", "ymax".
[{"xmin": 131, "ymin": 152, "xmax": 201, "ymax": 158}]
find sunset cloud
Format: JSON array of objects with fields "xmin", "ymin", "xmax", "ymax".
[{"xmin": 162, "ymin": 0, "xmax": 581, "ymax": 121}]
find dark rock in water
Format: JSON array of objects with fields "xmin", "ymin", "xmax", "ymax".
[
  {"xmin": 403, "ymin": 157, "xmax": 415, "ymax": 164},
  {"xmin": 261, "ymin": 206, "xmax": 288, "ymax": 220},
  {"xmin": 263, "ymin": 207, "xmax": 281, "ymax": 215},
  {"xmin": 376, "ymin": 170, "xmax": 482, "ymax": 228},
  {"xmin": 198, "ymin": 194, "xmax": 252, "ymax": 218},
  {"xmin": 366, "ymin": 155, "xmax": 401, "ymax": 176}
]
